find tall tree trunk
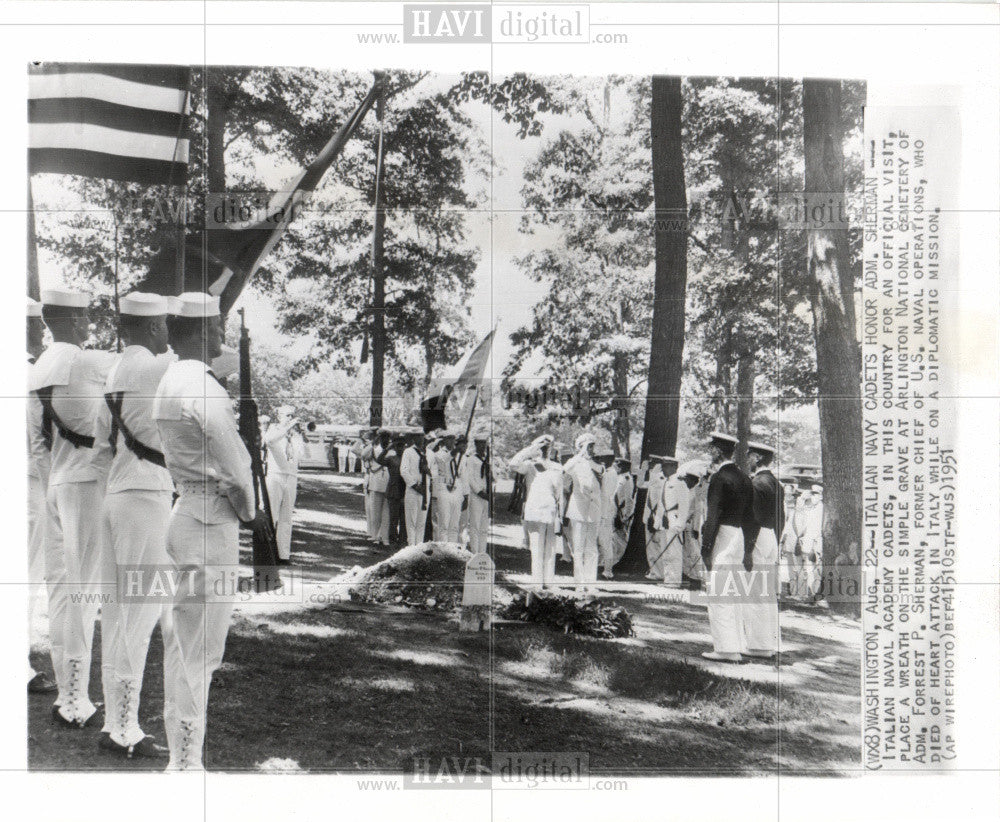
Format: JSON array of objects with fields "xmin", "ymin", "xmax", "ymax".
[
  {"xmin": 611, "ymin": 351, "xmax": 630, "ymax": 458},
  {"xmin": 369, "ymin": 86, "xmax": 387, "ymax": 427},
  {"xmin": 619, "ymin": 75, "xmax": 688, "ymax": 573},
  {"xmin": 734, "ymin": 351, "xmax": 755, "ymax": 470},
  {"xmin": 206, "ymin": 75, "xmax": 227, "ymax": 195},
  {"xmin": 803, "ymin": 79, "xmax": 862, "ymax": 616}
]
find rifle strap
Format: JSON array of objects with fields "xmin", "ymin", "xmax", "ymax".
[
  {"xmin": 104, "ymin": 392, "xmax": 166, "ymax": 468},
  {"xmin": 35, "ymin": 386, "xmax": 94, "ymax": 450}
]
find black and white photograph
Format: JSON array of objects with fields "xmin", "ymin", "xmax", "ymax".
[{"xmin": 4, "ymin": 1, "xmax": 999, "ymax": 820}]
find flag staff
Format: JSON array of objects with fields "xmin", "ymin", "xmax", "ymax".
[
  {"xmin": 27, "ymin": 180, "xmax": 40, "ymax": 300},
  {"xmin": 368, "ymin": 75, "xmax": 388, "ymax": 428}
]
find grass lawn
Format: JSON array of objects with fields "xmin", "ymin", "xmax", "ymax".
[{"xmin": 29, "ymin": 473, "xmax": 861, "ymax": 775}]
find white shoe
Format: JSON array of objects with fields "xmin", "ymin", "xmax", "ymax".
[
  {"xmin": 701, "ymin": 651, "xmax": 743, "ymax": 663},
  {"xmin": 744, "ymin": 649, "xmax": 777, "ymax": 660}
]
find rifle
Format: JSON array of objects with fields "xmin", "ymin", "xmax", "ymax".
[{"xmin": 237, "ymin": 309, "xmax": 282, "ymax": 593}]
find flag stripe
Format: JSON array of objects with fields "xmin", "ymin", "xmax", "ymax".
[
  {"xmin": 29, "ymin": 97, "xmax": 187, "ymax": 139},
  {"xmin": 29, "ymin": 122, "xmax": 189, "ymax": 163},
  {"xmin": 29, "ymin": 62, "xmax": 190, "ymax": 89},
  {"xmin": 29, "ymin": 148, "xmax": 188, "ymax": 187},
  {"xmin": 29, "ymin": 72, "xmax": 189, "ymax": 114}
]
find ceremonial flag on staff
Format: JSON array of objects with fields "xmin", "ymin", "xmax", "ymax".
[
  {"xmin": 28, "ymin": 63, "xmax": 192, "ymax": 186},
  {"xmin": 140, "ymin": 79, "xmax": 382, "ymax": 313},
  {"xmin": 421, "ymin": 328, "xmax": 496, "ymax": 432}
]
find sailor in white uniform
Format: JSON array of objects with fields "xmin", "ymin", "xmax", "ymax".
[
  {"xmin": 29, "ymin": 288, "xmax": 116, "ymax": 727},
  {"xmin": 26, "ymin": 297, "xmax": 58, "ymax": 695},
  {"xmin": 563, "ymin": 433, "xmax": 603, "ymax": 592},
  {"xmin": 594, "ymin": 449, "xmax": 619, "ymax": 579},
  {"xmin": 152, "ymin": 293, "xmax": 261, "ymax": 770},
  {"xmin": 642, "ymin": 455, "xmax": 674, "ymax": 580},
  {"xmin": 461, "ymin": 430, "xmax": 491, "ymax": 554},
  {"xmin": 401, "ymin": 432, "xmax": 432, "ymax": 546},
  {"xmin": 431, "ymin": 431, "xmax": 464, "ymax": 543},
  {"xmin": 648, "ymin": 457, "xmax": 689, "ymax": 587},
  {"xmin": 509, "ymin": 435, "xmax": 563, "ymax": 587},
  {"xmin": 264, "ymin": 405, "xmax": 304, "ymax": 563},
  {"xmin": 92, "ymin": 292, "xmax": 174, "ymax": 757}
]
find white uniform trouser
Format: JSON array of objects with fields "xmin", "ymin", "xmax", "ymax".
[
  {"xmin": 338, "ymin": 449, "xmax": 349, "ymax": 474},
  {"xmin": 435, "ymin": 490, "xmax": 464, "ymax": 543},
  {"xmin": 162, "ymin": 509, "xmax": 239, "ymax": 771},
  {"xmin": 347, "ymin": 450, "xmax": 358, "ymax": 473},
  {"xmin": 46, "ymin": 480, "xmax": 104, "ymax": 722},
  {"xmin": 744, "ymin": 527, "xmax": 780, "ymax": 654},
  {"xmin": 404, "ymin": 487, "xmax": 429, "ymax": 546},
  {"xmin": 28, "ymin": 474, "xmax": 50, "ymax": 680},
  {"xmin": 597, "ymin": 515, "xmax": 615, "ymax": 572},
  {"xmin": 371, "ymin": 491, "xmax": 390, "ymax": 545},
  {"xmin": 265, "ymin": 471, "xmax": 297, "ymax": 561},
  {"xmin": 364, "ymin": 488, "xmax": 375, "ymax": 538},
  {"xmin": 683, "ymin": 528, "xmax": 704, "ymax": 581},
  {"xmin": 706, "ymin": 524, "xmax": 749, "ymax": 655},
  {"xmin": 467, "ymin": 494, "xmax": 488, "ymax": 554},
  {"xmin": 649, "ymin": 528, "xmax": 683, "ymax": 584},
  {"xmin": 104, "ymin": 490, "xmax": 173, "ymax": 746},
  {"xmin": 569, "ymin": 520, "xmax": 598, "ymax": 588},
  {"xmin": 525, "ymin": 521, "xmax": 556, "ymax": 586}
]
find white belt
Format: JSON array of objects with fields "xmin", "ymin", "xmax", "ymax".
[{"xmin": 176, "ymin": 479, "xmax": 224, "ymax": 496}]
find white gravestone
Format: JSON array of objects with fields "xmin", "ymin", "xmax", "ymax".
[{"xmin": 460, "ymin": 552, "xmax": 494, "ymax": 631}]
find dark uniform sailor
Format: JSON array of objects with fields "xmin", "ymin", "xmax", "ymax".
[
  {"xmin": 701, "ymin": 432, "xmax": 759, "ymax": 662},
  {"xmin": 744, "ymin": 441, "xmax": 784, "ymax": 658}
]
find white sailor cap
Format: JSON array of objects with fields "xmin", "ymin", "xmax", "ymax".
[
  {"xmin": 708, "ymin": 430, "xmax": 739, "ymax": 447},
  {"xmin": 811, "ymin": 483, "xmax": 824, "ymax": 493},
  {"xmin": 748, "ymin": 440, "xmax": 775, "ymax": 456},
  {"xmin": 678, "ymin": 459, "xmax": 709, "ymax": 479},
  {"xmin": 575, "ymin": 432, "xmax": 596, "ymax": 450},
  {"xmin": 27, "ymin": 297, "xmax": 42, "ymax": 318},
  {"xmin": 649, "ymin": 453, "xmax": 678, "ymax": 467},
  {"xmin": 593, "ymin": 447, "xmax": 614, "ymax": 459},
  {"xmin": 120, "ymin": 291, "xmax": 169, "ymax": 317},
  {"xmin": 472, "ymin": 426, "xmax": 490, "ymax": 442},
  {"xmin": 531, "ymin": 434, "xmax": 554, "ymax": 447},
  {"xmin": 41, "ymin": 288, "xmax": 89, "ymax": 309},
  {"xmin": 170, "ymin": 292, "xmax": 220, "ymax": 318}
]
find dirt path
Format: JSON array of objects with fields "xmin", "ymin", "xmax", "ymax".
[{"xmin": 29, "ymin": 473, "xmax": 861, "ymax": 774}]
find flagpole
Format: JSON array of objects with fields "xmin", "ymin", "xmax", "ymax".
[
  {"xmin": 369, "ymin": 77, "xmax": 387, "ymax": 427},
  {"xmin": 27, "ymin": 180, "xmax": 40, "ymax": 300}
]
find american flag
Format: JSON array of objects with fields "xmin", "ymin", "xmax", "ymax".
[
  {"xmin": 140, "ymin": 80, "xmax": 381, "ymax": 312},
  {"xmin": 28, "ymin": 63, "xmax": 191, "ymax": 186}
]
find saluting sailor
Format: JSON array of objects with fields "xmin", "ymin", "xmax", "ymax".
[
  {"xmin": 26, "ymin": 297, "xmax": 58, "ymax": 696},
  {"xmin": 563, "ymin": 433, "xmax": 603, "ymax": 592},
  {"xmin": 744, "ymin": 441, "xmax": 784, "ymax": 659},
  {"xmin": 700, "ymin": 431, "xmax": 758, "ymax": 663},
  {"xmin": 152, "ymin": 292, "xmax": 262, "ymax": 770},
  {"xmin": 509, "ymin": 435, "xmax": 562, "ymax": 586},
  {"xmin": 92, "ymin": 291, "xmax": 174, "ymax": 757},
  {"xmin": 29, "ymin": 288, "xmax": 116, "ymax": 727},
  {"xmin": 264, "ymin": 405, "xmax": 305, "ymax": 565},
  {"xmin": 461, "ymin": 429, "xmax": 491, "ymax": 554}
]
